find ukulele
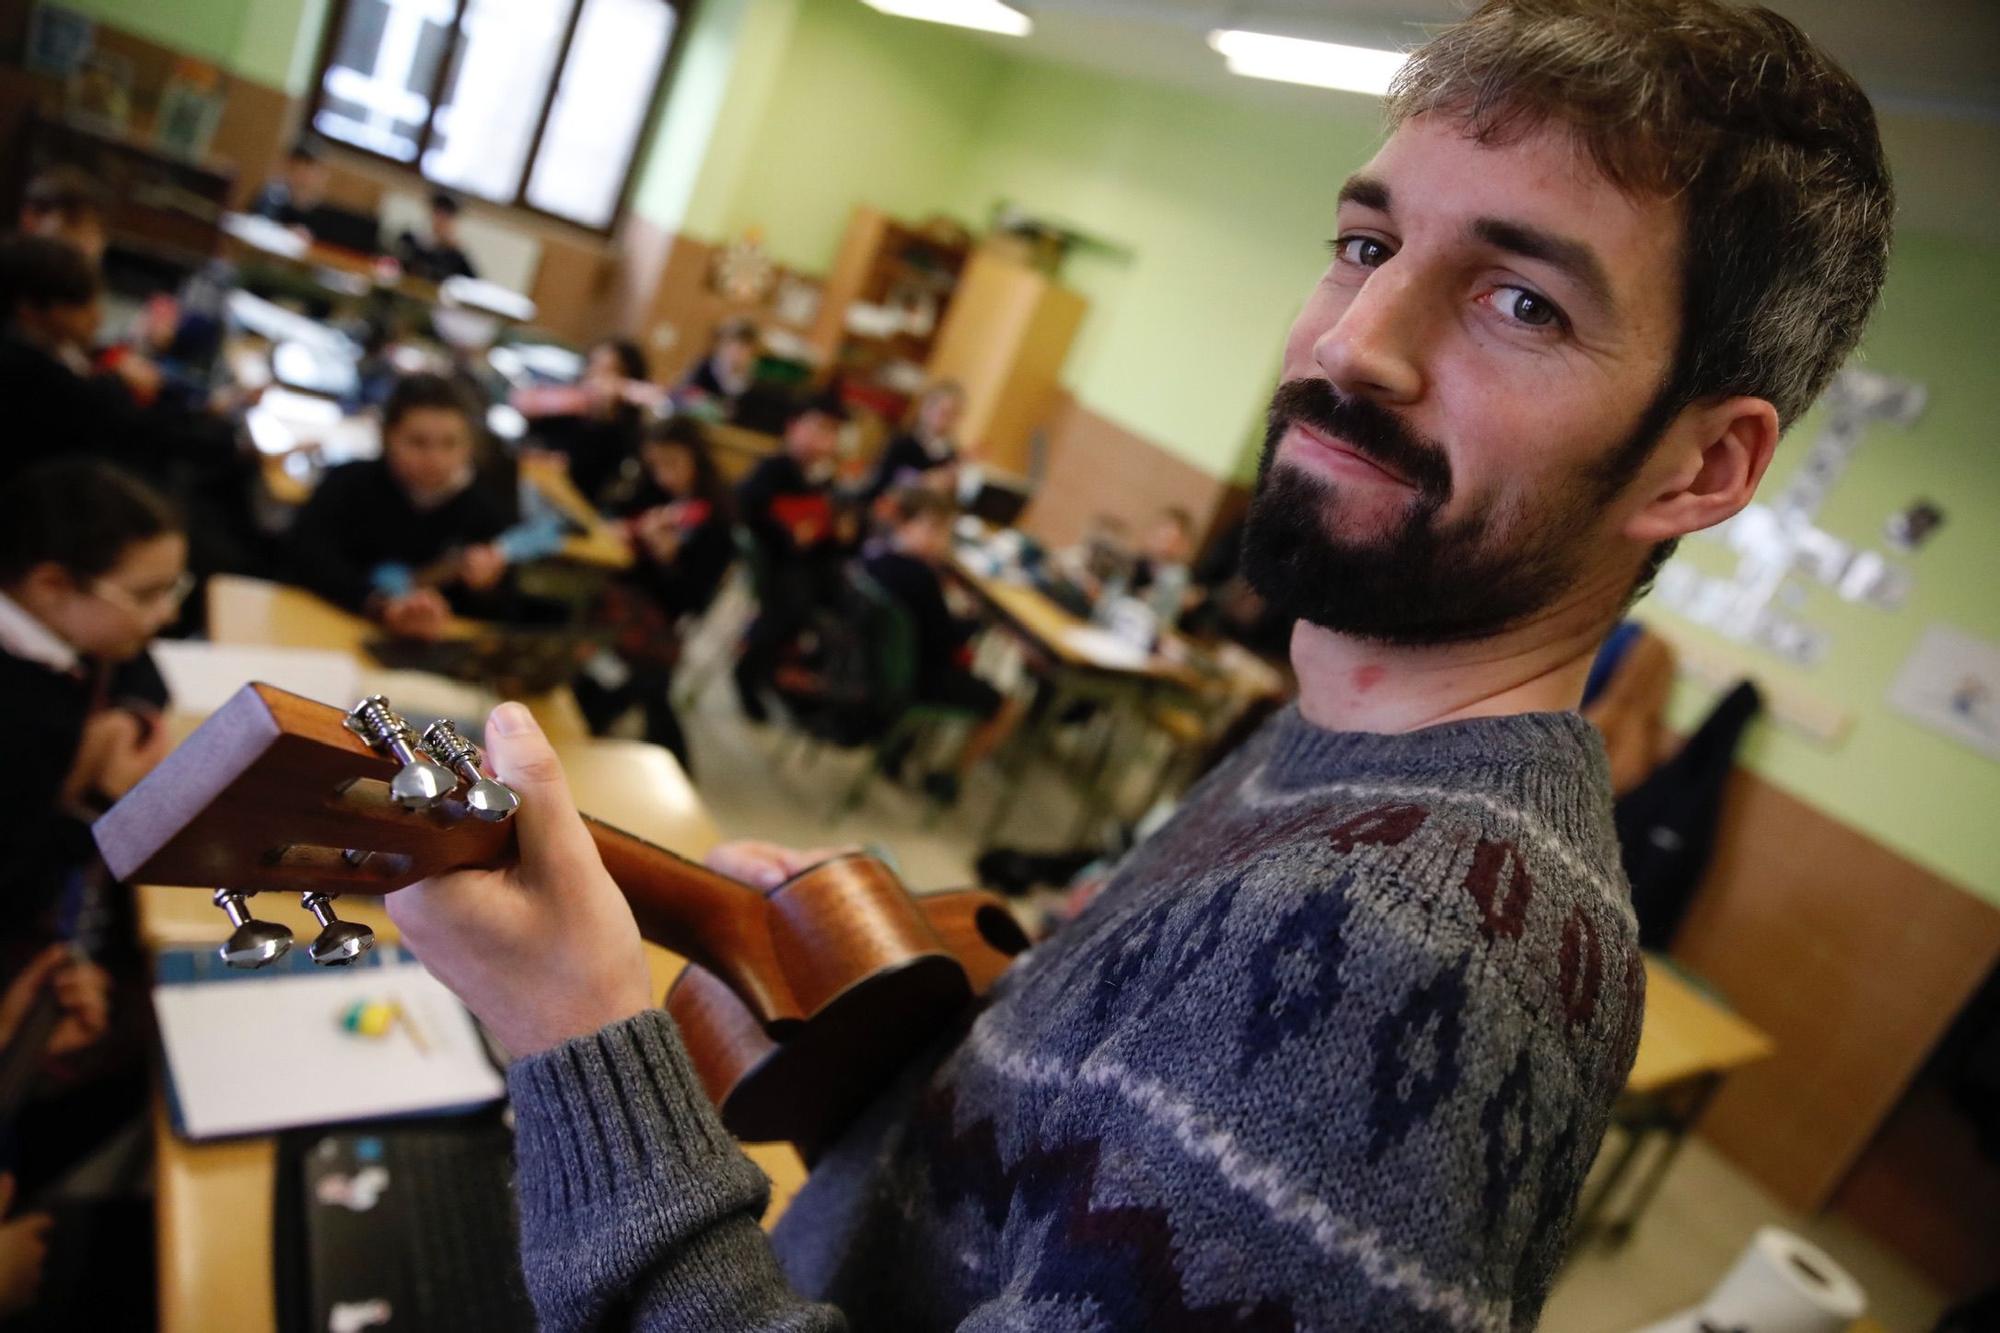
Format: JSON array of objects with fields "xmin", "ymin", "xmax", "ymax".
[{"xmin": 91, "ymin": 684, "xmax": 1028, "ymax": 1158}]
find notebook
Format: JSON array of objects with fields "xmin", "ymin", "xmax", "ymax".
[{"xmin": 154, "ymin": 944, "xmax": 506, "ymax": 1141}]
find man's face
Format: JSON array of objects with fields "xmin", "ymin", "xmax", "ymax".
[
  {"xmin": 385, "ymin": 406, "xmax": 475, "ymax": 502},
  {"xmin": 1244, "ymin": 114, "xmax": 1686, "ymax": 644}
]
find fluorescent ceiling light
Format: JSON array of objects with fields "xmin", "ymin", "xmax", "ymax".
[
  {"xmin": 1208, "ymin": 30, "xmax": 1407, "ymax": 96},
  {"xmin": 863, "ymin": 0, "xmax": 1031, "ymax": 37}
]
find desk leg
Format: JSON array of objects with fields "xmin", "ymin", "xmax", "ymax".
[
  {"xmin": 981, "ymin": 673, "xmax": 1072, "ymax": 846},
  {"xmin": 1603, "ymin": 1074, "xmax": 1722, "ymax": 1247}
]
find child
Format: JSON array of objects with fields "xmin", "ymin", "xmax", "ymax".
[
  {"xmin": 0, "ymin": 462, "xmax": 185, "ymax": 937},
  {"xmin": 732, "ymin": 393, "xmax": 852, "ymax": 721},
  {"xmin": 516, "ymin": 337, "xmax": 658, "ymax": 504},
  {"xmin": 577, "ymin": 421, "xmax": 735, "ymax": 769},
  {"xmin": 395, "ymin": 191, "xmax": 479, "ymax": 283},
  {"xmin": 863, "ymin": 486, "xmax": 1021, "ymax": 801},
  {"xmin": 286, "ymin": 373, "xmax": 513, "ymax": 637},
  {"xmin": 859, "ymin": 379, "xmax": 966, "ymax": 508}
]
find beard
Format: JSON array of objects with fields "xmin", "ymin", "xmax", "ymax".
[{"xmin": 1241, "ymin": 378, "xmax": 1648, "ymax": 646}]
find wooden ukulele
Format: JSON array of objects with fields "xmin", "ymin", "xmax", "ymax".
[{"xmin": 92, "ymin": 684, "xmax": 1029, "ymax": 1157}]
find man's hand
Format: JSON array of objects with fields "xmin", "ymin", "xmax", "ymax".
[
  {"xmin": 0, "ymin": 946, "xmax": 110, "ymax": 1057},
  {"xmin": 387, "ymin": 704, "xmax": 653, "ymax": 1058},
  {"xmin": 380, "ymin": 590, "xmax": 450, "ymax": 639},
  {"xmin": 0, "ymin": 1176, "xmax": 50, "ymax": 1319},
  {"xmin": 457, "ymin": 543, "xmax": 507, "ymax": 592},
  {"xmin": 704, "ymin": 841, "xmax": 859, "ymax": 891}
]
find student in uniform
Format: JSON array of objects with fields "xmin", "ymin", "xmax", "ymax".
[
  {"xmin": 286, "ymin": 373, "xmax": 513, "ymax": 636},
  {"xmin": 17, "ymin": 168, "xmax": 109, "ymax": 267},
  {"xmin": 577, "ymin": 420, "xmax": 736, "ymax": 769},
  {"xmin": 858, "ymin": 380, "xmax": 967, "ymax": 510},
  {"xmin": 673, "ymin": 317, "xmax": 759, "ymax": 419},
  {"xmin": 0, "ymin": 237, "xmax": 146, "ymax": 484},
  {"xmin": 519, "ymin": 338, "xmax": 656, "ymax": 504},
  {"xmin": 0, "ymin": 463, "xmax": 185, "ymax": 940},
  {"xmin": 395, "ymin": 191, "xmax": 479, "ymax": 283},
  {"xmin": 861, "ymin": 486, "xmax": 1022, "ymax": 801},
  {"xmin": 249, "ymin": 142, "xmax": 332, "ymax": 234},
  {"xmin": 731, "ymin": 393, "xmax": 850, "ymax": 721}
]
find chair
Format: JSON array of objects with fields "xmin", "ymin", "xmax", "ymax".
[
  {"xmin": 671, "ymin": 527, "xmax": 764, "ymax": 712},
  {"xmin": 827, "ymin": 570, "xmax": 985, "ymax": 823}
]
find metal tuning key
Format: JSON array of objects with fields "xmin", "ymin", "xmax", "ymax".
[
  {"xmin": 420, "ymin": 720, "xmax": 520, "ymax": 822},
  {"xmin": 214, "ymin": 889, "xmax": 292, "ymax": 969},
  {"xmin": 301, "ymin": 891, "xmax": 375, "ymax": 966},
  {"xmin": 344, "ymin": 696, "xmax": 456, "ymax": 810}
]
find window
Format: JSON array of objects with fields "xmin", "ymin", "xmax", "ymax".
[{"xmin": 309, "ymin": 0, "xmax": 686, "ymax": 230}]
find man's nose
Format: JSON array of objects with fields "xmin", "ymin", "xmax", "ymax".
[{"xmin": 1314, "ymin": 265, "xmax": 1428, "ymax": 406}]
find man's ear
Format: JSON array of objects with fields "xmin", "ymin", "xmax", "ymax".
[{"xmin": 1622, "ymin": 396, "xmax": 1780, "ymax": 545}]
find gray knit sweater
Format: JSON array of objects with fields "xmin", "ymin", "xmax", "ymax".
[{"xmin": 508, "ymin": 707, "xmax": 1644, "ymax": 1331}]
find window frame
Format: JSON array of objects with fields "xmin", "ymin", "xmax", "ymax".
[{"xmin": 304, "ymin": 0, "xmax": 696, "ymax": 236}]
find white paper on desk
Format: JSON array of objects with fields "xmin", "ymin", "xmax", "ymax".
[
  {"xmin": 154, "ymin": 957, "xmax": 504, "ymax": 1139},
  {"xmin": 1059, "ymin": 626, "xmax": 1153, "ymax": 671},
  {"xmin": 150, "ymin": 641, "xmax": 360, "ymax": 714}
]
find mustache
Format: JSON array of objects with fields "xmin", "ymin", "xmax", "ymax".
[{"xmin": 1265, "ymin": 379, "xmax": 1452, "ymax": 502}]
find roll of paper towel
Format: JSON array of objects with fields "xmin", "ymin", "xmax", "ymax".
[{"xmin": 1696, "ymin": 1227, "xmax": 1866, "ymax": 1332}]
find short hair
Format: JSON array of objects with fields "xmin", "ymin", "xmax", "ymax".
[
  {"xmin": 382, "ymin": 373, "xmax": 479, "ymax": 435},
  {"xmin": 1388, "ymin": 0, "xmax": 1893, "ymax": 434},
  {"xmin": 883, "ymin": 485, "xmax": 955, "ymax": 528},
  {"xmin": 714, "ymin": 316, "xmax": 758, "ymax": 348},
  {"xmin": 22, "ymin": 167, "xmax": 107, "ymax": 222},
  {"xmin": 288, "ymin": 141, "xmax": 322, "ymax": 164},
  {"xmin": 787, "ymin": 390, "xmax": 850, "ymax": 427},
  {"xmin": 0, "ymin": 235, "xmax": 99, "ymax": 323},
  {"xmin": 0, "ymin": 461, "xmax": 182, "ymax": 585},
  {"xmin": 429, "ymin": 190, "xmax": 462, "ymax": 217}
]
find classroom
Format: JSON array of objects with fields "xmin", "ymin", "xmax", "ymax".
[{"xmin": 0, "ymin": 0, "xmax": 1995, "ymax": 1329}]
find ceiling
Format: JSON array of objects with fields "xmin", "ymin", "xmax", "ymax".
[{"xmin": 953, "ymin": 0, "xmax": 2000, "ymax": 242}]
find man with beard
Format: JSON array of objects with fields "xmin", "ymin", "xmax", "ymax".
[{"xmin": 382, "ymin": 2, "xmax": 1893, "ymax": 1328}]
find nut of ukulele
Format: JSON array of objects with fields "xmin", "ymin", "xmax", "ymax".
[
  {"xmin": 343, "ymin": 696, "xmax": 456, "ymax": 810},
  {"xmin": 302, "ymin": 891, "xmax": 375, "ymax": 966},
  {"xmin": 214, "ymin": 888, "xmax": 293, "ymax": 969},
  {"xmin": 419, "ymin": 719, "xmax": 520, "ymax": 823}
]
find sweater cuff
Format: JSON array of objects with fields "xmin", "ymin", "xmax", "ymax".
[{"xmin": 507, "ymin": 1010, "xmax": 752, "ymax": 1218}]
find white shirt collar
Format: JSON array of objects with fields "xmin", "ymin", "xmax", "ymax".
[{"xmin": 0, "ymin": 590, "xmax": 81, "ymax": 675}]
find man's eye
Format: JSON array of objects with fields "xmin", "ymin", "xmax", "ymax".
[
  {"xmin": 1494, "ymin": 286, "xmax": 1564, "ymax": 329},
  {"xmin": 1330, "ymin": 236, "xmax": 1391, "ymax": 268}
]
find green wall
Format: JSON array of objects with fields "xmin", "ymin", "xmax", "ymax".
[
  {"xmin": 707, "ymin": 0, "xmax": 1005, "ymax": 266},
  {"xmin": 1633, "ymin": 232, "xmax": 2000, "ymax": 906},
  {"xmin": 50, "ymin": 0, "xmax": 322, "ymax": 94}
]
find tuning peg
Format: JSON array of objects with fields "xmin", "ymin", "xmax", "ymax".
[
  {"xmin": 420, "ymin": 720, "xmax": 519, "ymax": 822},
  {"xmin": 214, "ymin": 888, "xmax": 292, "ymax": 969},
  {"xmin": 302, "ymin": 891, "xmax": 375, "ymax": 966},
  {"xmin": 344, "ymin": 696, "xmax": 457, "ymax": 810}
]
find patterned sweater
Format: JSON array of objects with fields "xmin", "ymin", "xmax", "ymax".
[{"xmin": 508, "ymin": 707, "xmax": 1644, "ymax": 1331}]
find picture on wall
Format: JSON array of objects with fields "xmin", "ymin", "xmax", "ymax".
[{"xmin": 1887, "ymin": 624, "xmax": 2000, "ymax": 762}]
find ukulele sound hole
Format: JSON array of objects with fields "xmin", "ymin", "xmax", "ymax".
[{"xmin": 973, "ymin": 904, "xmax": 1030, "ymax": 958}]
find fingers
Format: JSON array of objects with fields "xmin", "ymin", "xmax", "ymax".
[{"xmin": 483, "ymin": 704, "xmax": 599, "ymax": 884}]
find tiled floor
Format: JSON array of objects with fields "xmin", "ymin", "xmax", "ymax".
[{"xmin": 670, "ymin": 682, "xmax": 1948, "ymax": 1333}]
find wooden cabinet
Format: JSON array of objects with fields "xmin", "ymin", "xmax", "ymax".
[{"xmin": 924, "ymin": 247, "xmax": 1087, "ymax": 477}]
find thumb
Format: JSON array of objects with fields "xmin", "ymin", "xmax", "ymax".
[{"xmin": 484, "ymin": 704, "xmax": 599, "ymax": 884}]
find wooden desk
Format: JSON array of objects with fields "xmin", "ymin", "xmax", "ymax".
[
  {"xmin": 205, "ymin": 575, "xmax": 590, "ymax": 743},
  {"xmin": 143, "ymin": 738, "xmax": 808, "ymax": 1333},
  {"xmin": 1576, "ymin": 955, "xmax": 1776, "ymax": 1248}
]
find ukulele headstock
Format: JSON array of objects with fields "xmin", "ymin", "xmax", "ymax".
[{"xmin": 93, "ymin": 685, "xmax": 519, "ymax": 969}]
